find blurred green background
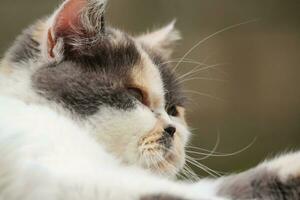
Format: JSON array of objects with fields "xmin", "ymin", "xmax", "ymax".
[{"xmin": 1, "ymin": 0, "xmax": 300, "ymax": 177}]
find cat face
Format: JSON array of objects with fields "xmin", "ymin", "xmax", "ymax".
[{"xmin": 4, "ymin": 0, "xmax": 190, "ymax": 177}]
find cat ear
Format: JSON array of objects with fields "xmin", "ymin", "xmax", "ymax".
[
  {"xmin": 44, "ymin": 0, "xmax": 107, "ymax": 60},
  {"xmin": 137, "ymin": 21, "xmax": 181, "ymax": 59}
]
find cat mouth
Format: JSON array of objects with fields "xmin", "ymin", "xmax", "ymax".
[
  {"xmin": 157, "ymin": 136, "xmax": 173, "ymax": 152},
  {"xmin": 138, "ymin": 124, "xmax": 185, "ymax": 176},
  {"xmin": 144, "ymin": 149, "xmax": 181, "ymax": 176},
  {"xmin": 138, "ymin": 141, "xmax": 183, "ymax": 176}
]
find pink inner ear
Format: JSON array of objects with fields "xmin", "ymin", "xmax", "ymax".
[
  {"xmin": 54, "ymin": 0, "xmax": 87, "ymax": 37},
  {"xmin": 48, "ymin": 29, "xmax": 56, "ymax": 58},
  {"xmin": 47, "ymin": 0, "xmax": 87, "ymax": 58}
]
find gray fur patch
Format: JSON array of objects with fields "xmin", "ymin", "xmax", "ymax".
[
  {"xmin": 63, "ymin": 29, "xmax": 140, "ymax": 70},
  {"xmin": 218, "ymin": 167, "xmax": 300, "ymax": 200},
  {"xmin": 32, "ymin": 31, "xmax": 141, "ymax": 116},
  {"xmin": 32, "ymin": 61, "xmax": 136, "ymax": 117}
]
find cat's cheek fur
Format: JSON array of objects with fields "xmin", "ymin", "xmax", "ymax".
[
  {"xmin": 86, "ymin": 105, "xmax": 189, "ymax": 175},
  {"xmin": 87, "ymin": 105, "xmax": 157, "ymax": 164}
]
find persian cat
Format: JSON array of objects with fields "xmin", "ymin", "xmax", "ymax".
[{"xmin": 0, "ymin": 0, "xmax": 299, "ymax": 199}]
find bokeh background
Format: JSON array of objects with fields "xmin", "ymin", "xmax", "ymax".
[{"xmin": 1, "ymin": 0, "xmax": 300, "ymax": 177}]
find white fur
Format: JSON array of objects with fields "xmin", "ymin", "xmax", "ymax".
[
  {"xmin": 0, "ymin": 95, "xmax": 226, "ymax": 200},
  {"xmin": 0, "ymin": 62, "xmax": 39, "ymax": 103}
]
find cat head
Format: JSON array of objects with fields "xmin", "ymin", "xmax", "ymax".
[{"xmin": 2, "ymin": 0, "xmax": 190, "ymax": 177}]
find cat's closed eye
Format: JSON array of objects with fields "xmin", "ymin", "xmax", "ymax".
[
  {"xmin": 127, "ymin": 87, "xmax": 145, "ymax": 104},
  {"xmin": 167, "ymin": 105, "xmax": 179, "ymax": 117}
]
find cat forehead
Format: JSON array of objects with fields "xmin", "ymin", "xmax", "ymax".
[
  {"xmin": 55, "ymin": 28, "xmax": 186, "ymax": 108},
  {"xmin": 61, "ymin": 28, "xmax": 141, "ymax": 70}
]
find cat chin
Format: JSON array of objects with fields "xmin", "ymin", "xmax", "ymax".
[{"xmin": 142, "ymin": 150, "xmax": 186, "ymax": 177}]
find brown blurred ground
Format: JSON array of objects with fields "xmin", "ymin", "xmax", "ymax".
[{"xmin": 1, "ymin": 0, "xmax": 300, "ymax": 176}]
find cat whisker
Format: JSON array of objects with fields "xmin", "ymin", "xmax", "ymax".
[
  {"xmin": 187, "ymin": 137, "xmax": 257, "ymax": 161},
  {"xmin": 185, "ymin": 150, "xmax": 226, "ymax": 157},
  {"xmin": 159, "ymin": 59, "xmax": 208, "ymax": 68},
  {"xmin": 189, "ymin": 133, "xmax": 220, "ymax": 161},
  {"xmin": 186, "ymin": 158, "xmax": 228, "ymax": 178},
  {"xmin": 185, "ymin": 155, "xmax": 221, "ymax": 178},
  {"xmin": 183, "ymin": 133, "xmax": 222, "ymax": 178},
  {"xmin": 175, "ymin": 63, "xmax": 226, "ymax": 83},
  {"xmin": 169, "ymin": 57, "xmax": 229, "ymax": 76},
  {"xmin": 183, "ymin": 90, "xmax": 224, "ymax": 101},
  {"xmin": 180, "ymin": 165, "xmax": 200, "ymax": 182},
  {"xmin": 147, "ymin": 154, "xmax": 162, "ymax": 175},
  {"xmin": 185, "ymin": 145, "xmax": 222, "ymax": 153},
  {"xmin": 141, "ymin": 151, "xmax": 152, "ymax": 169},
  {"xmin": 174, "ymin": 19, "xmax": 258, "ymax": 71},
  {"xmin": 186, "ymin": 154, "xmax": 227, "ymax": 176},
  {"xmin": 157, "ymin": 146, "xmax": 212, "ymax": 181},
  {"xmin": 154, "ymin": 150, "xmax": 180, "ymax": 177},
  {"xmin": 178, "ymin": 77, "xmax": 227, "ymax": 84},
  {"xmin": 174, "ymin": 65, "xmax": 208, "ymax": 83},
  {"xmin": 155, "ymin": 146, "xmax": 200, "ymax": 181},
  {"xmin": 185, "ymin": 165, "xmax": 201, "ymax": 181}
]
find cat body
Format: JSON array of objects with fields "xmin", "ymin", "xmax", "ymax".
[
  {"xmin": 0, "ymin": 95, "xmax": 222, "ymax": 200},
  {"xmin": 0, "ymin": 0, "xmax": 299, "ymax": 199}
]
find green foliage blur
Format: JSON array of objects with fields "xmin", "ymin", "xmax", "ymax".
[{"xmin": 1, "ymin": 0, "xmax": 300, "ymax": 176}]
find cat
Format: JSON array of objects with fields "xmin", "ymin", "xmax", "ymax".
[{"xmin": 0, "ymin": 0, "xmax": 299, "ymax": 199}]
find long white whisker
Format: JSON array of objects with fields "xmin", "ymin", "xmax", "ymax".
[
  {"xmin": 178, "ymin": 77, "xmax": 227, "ymax": 84},
  {"xmin": 185, "ymin": 156, "xmax": 220, "ymax": 178},
  {"xmin": 186, "ymin": 137, "xmax": 257, "ymax": 160},
  {"xmin": 183, "ymin": 165, "xmax": 200, "ymax": 181},
  {"xmin": 160, "ymin": 60, "xmax": 208, "ymax": 67},
  {"xmin": 186, "ymin": 145, "xmax": 222, "ymax": 153},
  {"xmin": 186, "ymin": 154, "xmax": 227, "ymax": 175},
  {"xmin": 186, "ymin": 155, "xmax": 222, "ymax": 177},
  {"xmin": 185, "ymin": 149, "xmax": 229, "ymax": 156},
  {"xmin": 174, "ymin": 19, "xmax": 258, "ymax": 70},
  {"xmin": 183, "ymin": 90, "xmax": 224, "ymax": 101},
  {"xmin": 156, "ymin": 146, "xmax": 200, "ymax": 181},
  {"xmin": 176, "ymin": 63, "xmax": 226, "ymax": 83},
  {"xmin": 192, "ymin": 133, "xmax": 220, "ymax": 161}
]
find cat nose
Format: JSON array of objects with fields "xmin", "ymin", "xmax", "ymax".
[{"xmin": 164, "ymin": 126, "xmax": 176, "ymax": 137}]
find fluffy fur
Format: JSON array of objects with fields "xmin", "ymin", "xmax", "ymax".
[{"xmin": 0, "ymin": 0, "xmax": 300, "ymax": 199}]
